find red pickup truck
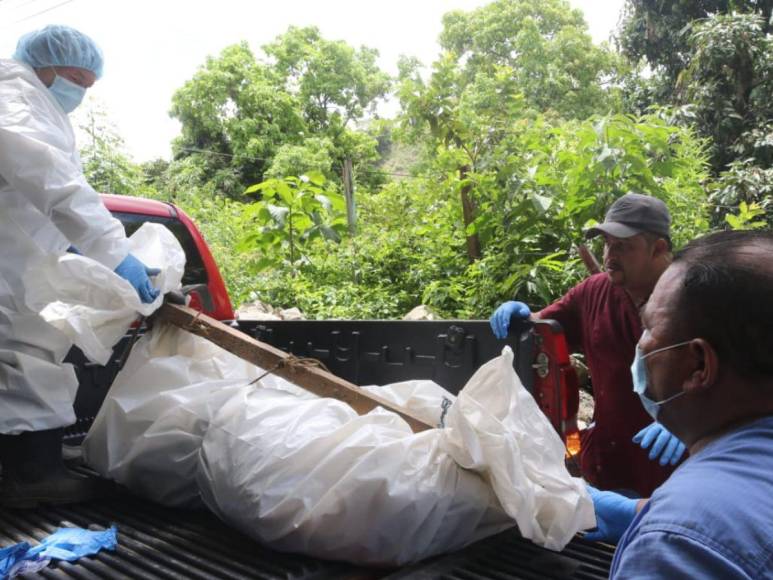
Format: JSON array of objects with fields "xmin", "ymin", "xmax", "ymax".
[{"xmin": 0, "ymin": 194, "xmax": 612, "ymax": 580}]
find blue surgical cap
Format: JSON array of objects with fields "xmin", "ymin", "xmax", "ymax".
[{"xmin": 13, "ymin": 25, "xmax": 104, "ymax": 78}]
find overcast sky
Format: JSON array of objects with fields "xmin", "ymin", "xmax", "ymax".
[{"xmin": 0, "ymin": 0, "xmax": 626, "ymax": 162}]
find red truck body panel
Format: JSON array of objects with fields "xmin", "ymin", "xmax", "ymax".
[{"xmin": 100, "ymin": 193, "xmax": 235, "ymax": 321}]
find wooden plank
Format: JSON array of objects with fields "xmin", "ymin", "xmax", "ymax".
[
  {"xmin": 156, "ymin": 303, "xmax": 434, "ymax": 433},
  {"xmin": 576, "ymin": 243, "xmax": 601, "ymax": 275}
]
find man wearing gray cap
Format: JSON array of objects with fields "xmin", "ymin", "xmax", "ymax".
[
  {"xmin": 490, "ymin": 193, "xmax": 681, "ymax": 504},
  {"xmin": 0, "ymin": 25, "xmax": 160, "ymax": 507}
]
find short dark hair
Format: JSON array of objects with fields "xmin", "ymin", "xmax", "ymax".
[
  {"xmin": 670, "ymin": 230, "xmax": 773, "ymax": 379},
  {"xmin": 641, "ymin": 231, "xmax": 673, "ymax": 251}
]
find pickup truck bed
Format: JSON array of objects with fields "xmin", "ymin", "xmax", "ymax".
[
  {"xmin": 0, "ymin": 319, "xmax": 611, "ymax": 579},
  {"xmin": 0, "ymin": 489, "xmax": 613, "ymax": 579}
]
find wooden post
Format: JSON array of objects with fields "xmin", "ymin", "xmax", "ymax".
[
  {"xmin": 460, "ymin": 165, "xmax": 481, "ymax": 261},
  {"xmin": 576, "ymin": 243, "xmax": 602, "ymax": 275},
  {"xmin": 342, "ymin": 157, "xmax": 356, "ymax": 235},
  {"xmin": 156, "ymin": 303, "xmax": 434, "ymax": 433}
]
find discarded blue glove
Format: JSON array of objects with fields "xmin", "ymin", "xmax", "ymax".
[
  {"xmin": 0, "ymin": 526, "xmax": 117, "ymax": 578},
  {"xmin": 29, "ymin": 526, "xmax": 117, "ymax": 561},
  {"xmin": 114, "ymin": 253, "xmax": 161, "ymax": 304},
  {"xmin": 583, "ymin": 485, "xmax": 638, "ymax": 544},
  {"xmin": 634, "ymin": 422, "xmax": 686, "ymax": 466},
  {"xmin": 489, "ymin": 301, "xmax": 531, "ymax": 339},
  {"xmin": 1, "ymin": 542, "xmax": 36, "ymax": 578}
]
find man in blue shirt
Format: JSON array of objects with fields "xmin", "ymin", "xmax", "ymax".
[{"xmin": 589, "ymin": 230, "xmax": 773, "ymax": 579}]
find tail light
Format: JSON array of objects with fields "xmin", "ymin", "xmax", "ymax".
[{"xmin": 530, "ymin": 320, "xmax": 582, "ymax": 464}]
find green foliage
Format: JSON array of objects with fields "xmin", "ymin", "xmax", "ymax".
[
  {"xmin": 439, "ymin": 0, "xmax": 621, "ymax": 119},
  {"xmin": 239, "ymin": 174, "xmax": 348, "ymax": 272},
  {"xmin": 168, "ymin": 30, "xmax": 390, "ymax": 199},
  {"xmin": 678, "ymin": 13, "xmax": 773, "ymax": 170},
  {"xmin": 99, "ymin": 5, "xmax": 734, "ymax": 321},
  {"xmin": 246, "ymin": 175, "xmax": 467, "ymax": 319},
  {"xmin": 710, "ymin": 158, "xmax": 773, "ymax": 226},
  {"xmin": 265, "ymin": 137, "xmax": 335, "ymax": 180},
  {"xmin": 75, "ymin": 105, "xmax": 142, "ymax": 195},
  {"xmin": 264, "ymin": 26, "xmax": 391, "ymax": 133},
  {"xmin": 724, "ymin": 201, "xmax": 767, "ymax": 230},
  {"xmin": 245, "ymin": 113, "xmax": 711, "ymax": 319},
  {"xmin": 618, "ymin": 1, "xmax": 772, "ymax": 83},
  {"xmin": 460, "ymin": 112, "xmax": 711, "ymax": 312},
  {"xmin": 169, "ymin": 43, "xmax": 306, "ymax": 197},
  {"xmin": 618, "ymin": 3, "xmax": 773, "ymax": 221}
]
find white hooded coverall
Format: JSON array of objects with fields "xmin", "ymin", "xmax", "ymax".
[{"xmin": 0, "ymin": 58, "xmax": 129, "ymax": 434}]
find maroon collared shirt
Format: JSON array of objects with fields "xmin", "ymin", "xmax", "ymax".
[{"xmin": 540, "ymin": 273, "xmax": 676, "ymax": 496}]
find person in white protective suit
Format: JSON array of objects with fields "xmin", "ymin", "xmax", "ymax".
[{"xmin": 0, "ymin": 24, "xmax": 160, "ymax": 507}]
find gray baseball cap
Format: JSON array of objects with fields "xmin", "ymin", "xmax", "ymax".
[{"xmin": 585, "ymin": 193, "xmax": 671, "ymax": 240}]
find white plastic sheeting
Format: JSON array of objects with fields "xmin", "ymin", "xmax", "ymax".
[
  {"xmin": 44, "ymin": 223, "xmax": 595, "ymax": 565},
  {"xmin": 23, "ymin": 223, "xmax": 185, "ymax": 365}
]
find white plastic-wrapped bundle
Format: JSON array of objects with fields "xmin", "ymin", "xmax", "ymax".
[{"xmin": 40, "ymin": 223, "xmax": 593, "ymax": 565}]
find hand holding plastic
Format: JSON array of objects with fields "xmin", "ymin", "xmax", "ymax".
[
  {"xmin": 114, "ymin": 253, "xmax": 161, "ymax": 304},
  {"xmin": 489, "ymin": 301, "xmax": 531, "ymax": 339},
  {"xmin": 633, "ymin": 422, "xmax": 686, "ymax": 466},
  {"xmin": 583, "ymin": 485, "xmax": 639, "ymax": 544}
]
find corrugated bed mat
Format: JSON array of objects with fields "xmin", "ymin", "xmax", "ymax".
[
  {"xmin": 0, "ymin": 478, "xmax": 613, "ymax": 580},
  {"xmin": 0, "ymin": 493, "xmax": 371, "ymax": 579},
  {"xmin": 384, "ymin": 529, "xmax": 614, "ymax": 580}
]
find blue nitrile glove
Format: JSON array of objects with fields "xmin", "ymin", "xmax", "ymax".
[
  {"xmin": 634, "ymin": 422, "xmax": 686, "ymax": 466},
  {"xmin": 114, "ymin": 253, "xmax": 161, "ymax": 304},
  {"xmin": 0, "ymin": 526, "xmax": 117, "ymax": 576},
  {"xmin": 583, "ymin": 485, "xmax": 639, "ymax": 544},
  {"xmin": 29, "ymin": 526, "xmax": 117, "ymax": 561},
  {"xmin": 489, "ymin": 301, "xmax": 531, "ymax": 339},
  {"xmin": 66, "ymin": 245, "xmax": 81, "ymax": 254}
]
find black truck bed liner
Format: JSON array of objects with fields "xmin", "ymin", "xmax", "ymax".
[
  {"xmin": 0, "ymin": 490, "xmax": 613, "ymax": 580},
  {"xmin": 0, "ymin": 319, "xmax": 614, "ymax": 578}
]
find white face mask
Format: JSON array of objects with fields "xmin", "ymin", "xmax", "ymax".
[
  {"xmin": 48, "ymin": 74, "xmax": 86, "ymax": 113},
  {"xmin": 631, "ymin": 329, "xmax": 692, "ymax": 420}
]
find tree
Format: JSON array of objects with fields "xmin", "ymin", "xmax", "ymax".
[
  {"xmin": 264, "ymin": 26, "xmax": 390, "ymax": 136},
  {"xmin": 263, "ymin": 26, "xmax": 391, "ymax": 190},
  {"xmin": 239, "ymin": 173, "xmax": 347, "ymax": 273},
  {"xmin": 169, "ymin": 43, "xmax": 306, "ymax": 197},
  {"xmin": 618, "ymin": 3, "xmax": 773, "ymax": 225},
  {"xmin": 439, "ymin": 0, "xmax": 620, "ymax": 119},
  {"xmin": 618, "ymin": 1, "xmax": 773, "ymax": 84},
  {"xmin": 74, "ymin": 101, "xmax": 142, "ymax": 195},
  {"xmin": 397, "ymin": 0, "xmax": 621, "ymax": 262},
  {"xmin": 679, "ymin": 13, "xmax": 773, "ymax": 171}
]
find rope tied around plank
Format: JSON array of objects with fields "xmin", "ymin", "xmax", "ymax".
[
  {"xmin": 183, "ymin": 309, "xmax": 209, "ymax": 335},
  {"xmin": 249, "ymin": 354, "xmax": 331, "ymax": 386}
]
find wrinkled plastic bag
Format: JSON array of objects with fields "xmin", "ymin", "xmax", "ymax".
[
  {"xmin": 85, "ymin": 328, "xmax": 593, "ymax": 564},
  {"xmin": 36, "ymin": 221, "xmax": 596, "ymax": 565},
  {"xmin": 22, "ymin": 223, "xmax": 184, "ymax": 364}
]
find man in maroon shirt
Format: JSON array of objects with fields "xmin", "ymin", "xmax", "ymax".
[{"xmin": 490, "ymin": 194, "xmax": 681, "ymax": 497}]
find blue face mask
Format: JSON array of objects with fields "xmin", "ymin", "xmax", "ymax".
[
  {"xmin": 631, "ymin": 330, "xmax": 692, "ymax": 420},
  {"xmin": 48, "ymin": 75, "xmax": 86, "ymax": 113}
]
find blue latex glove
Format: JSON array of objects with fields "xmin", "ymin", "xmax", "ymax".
[
  {"xmin": 584, "ymin": 485, "xmax": 639, "ymax": 544},
  {"xmin": 30, "ymin": 526, "xmax": 117, "ymax": 561},
  {"xmin": 634, "ymin": 422, "xmax": 687, "ymax": 466},
  {"xmin": 1, "ymin": 526, "xmax": 117, "ymax": 576},
  {"xmin": 114, "ymin": 253, "xmax": 161, "ymax": 304},
  {"xmin": 489, "ymin": 301, "xmax": 531, "ymax": 339}
]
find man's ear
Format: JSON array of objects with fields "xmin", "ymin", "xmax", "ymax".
[
  {"xmin": 652, "ymin": 238, "xmax": 670, "ymax": 259},
  {"xmin": 683, "ymin": 338, "xmax": 718, "ymax": 393}
]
